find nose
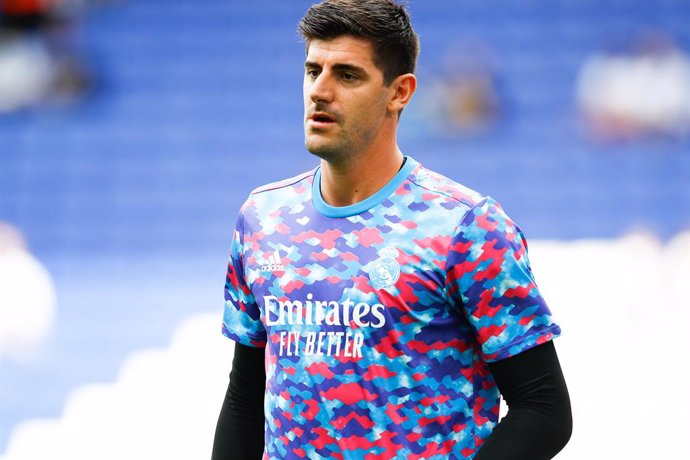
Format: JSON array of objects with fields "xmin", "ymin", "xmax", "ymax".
[{"xmin": 307, "ymin": 71, "xmax": 334, "ymax": 104}]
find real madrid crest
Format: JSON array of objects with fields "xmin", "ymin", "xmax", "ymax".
[{"xmin": 369, "ymin": 246, "xmax": 400, "ymax": 289}]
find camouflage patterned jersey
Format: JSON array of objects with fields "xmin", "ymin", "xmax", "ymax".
[{"xmin": 222, "ymin": 156, "xmax": 560, "ymax": 460}]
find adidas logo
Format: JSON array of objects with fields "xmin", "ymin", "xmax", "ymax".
[{"xmin": 260, "ymin": 250, "xmax": 285, "ymax": 272}]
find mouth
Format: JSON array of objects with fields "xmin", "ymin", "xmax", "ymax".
[{"xmin": 308, "ymin": 112, "xmax": 337, "ymax": 127}]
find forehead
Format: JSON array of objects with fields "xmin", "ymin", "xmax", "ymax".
[{"xmin": 305, "ymin": 35, "xmax": 378, "ymax": 69}]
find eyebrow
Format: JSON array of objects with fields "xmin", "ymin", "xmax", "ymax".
[{"xmin": 304, "ymin": 61, "xmax": 368, "ymax": 75}]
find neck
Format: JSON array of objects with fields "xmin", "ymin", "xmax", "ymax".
[{"xmin": 319, "ymin": 147, "xmax": 404, "ymax": 207}]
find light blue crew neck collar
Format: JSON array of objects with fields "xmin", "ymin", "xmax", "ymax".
[{"xmin": 312, "ymin": 156, "xmax": 417, "ymax": 218}]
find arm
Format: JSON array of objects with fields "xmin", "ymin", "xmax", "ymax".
[
  {"xmin": 211, "ymin": 343, "xmax": 266, "ymax": 460},
  {"xmin": 474, "ymin": 341, "xmax": 572, "ymax": 460}
]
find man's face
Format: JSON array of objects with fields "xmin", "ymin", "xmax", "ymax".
[{"xmin": 303, "ymin": 35, "xmax": 393, "ymax": 162}]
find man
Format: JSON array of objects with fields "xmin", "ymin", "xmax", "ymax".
[{"xmin": 213, "ymin": 1, "xmax": 572, "ymax": 459}]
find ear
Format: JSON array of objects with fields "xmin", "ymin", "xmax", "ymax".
[{"xmin": 387, "ymin": 73, "xmax": 417, "ymax": 114}]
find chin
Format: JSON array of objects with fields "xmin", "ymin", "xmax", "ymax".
[{"xmin": 305, "ymin": 140, "xmax": 343, "ymax": 162}]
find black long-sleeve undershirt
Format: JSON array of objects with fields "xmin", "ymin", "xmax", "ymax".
[
  {"xmin": 211, "ymin": 341, "xmax": 571, "ymax": 460},
  {"xmin": 211, "ymin": 343, "xmax": 265, "ymax": 460},
  {"xmin": 475, "ymin": 340, "xmax": 572, "ymax": 459}
]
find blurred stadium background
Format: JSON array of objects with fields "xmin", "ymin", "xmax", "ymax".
[{"xmin": 1, "ymin": 0, "xmax": 689, "ymax": 458}]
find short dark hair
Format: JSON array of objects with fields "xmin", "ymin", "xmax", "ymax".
[{"xmin": 298, "ymin": 0, "xmax": 420, "ymax": 85}]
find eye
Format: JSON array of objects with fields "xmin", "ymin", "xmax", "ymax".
[
  {"xmin": 306, "ymin": 68, "xmax": 320, "ymax": 79},
  {"xmin": 341, "ymin": 73, "xmax": 357, "ymax": 82}
]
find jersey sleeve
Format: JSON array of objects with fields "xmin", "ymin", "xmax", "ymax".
[
  {"xmin": 222, "ymin": 211, "xmax": 267, "ymax": 348},
  {"xmin": 446, "ymin": 197, "xmax": 560, "ymax": 362}
]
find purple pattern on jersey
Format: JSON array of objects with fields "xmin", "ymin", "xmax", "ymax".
[{"xmin": 222, "ymin": 157, "xmax": 560, "ymax": 459}]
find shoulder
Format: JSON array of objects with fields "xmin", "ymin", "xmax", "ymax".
[
  {"xmin": 405, "ymin": 159, "xmax": 518, "ymax": 235},
  {"xmin": 236, "ymin": 168, "xmax": 316, "ymax": 223},
  {"xmin": 249, "ymin": 169, "xmax": 316, "ymax": 196},
  {"xmin": 406, "ymin": 159, "xmax": 487, "ymax": 211}
]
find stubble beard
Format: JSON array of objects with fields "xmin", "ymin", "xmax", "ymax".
[
  {"xmin": 305, "ymin": 136, "xmax": 348, "ymax": 163},
  {"xmin": 304, "ymin": 123, "xmax": 379, "ymax": 166},
  {"xmin": 304, "ymin": 123, "xmax": 354, "ymax": 164}
]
